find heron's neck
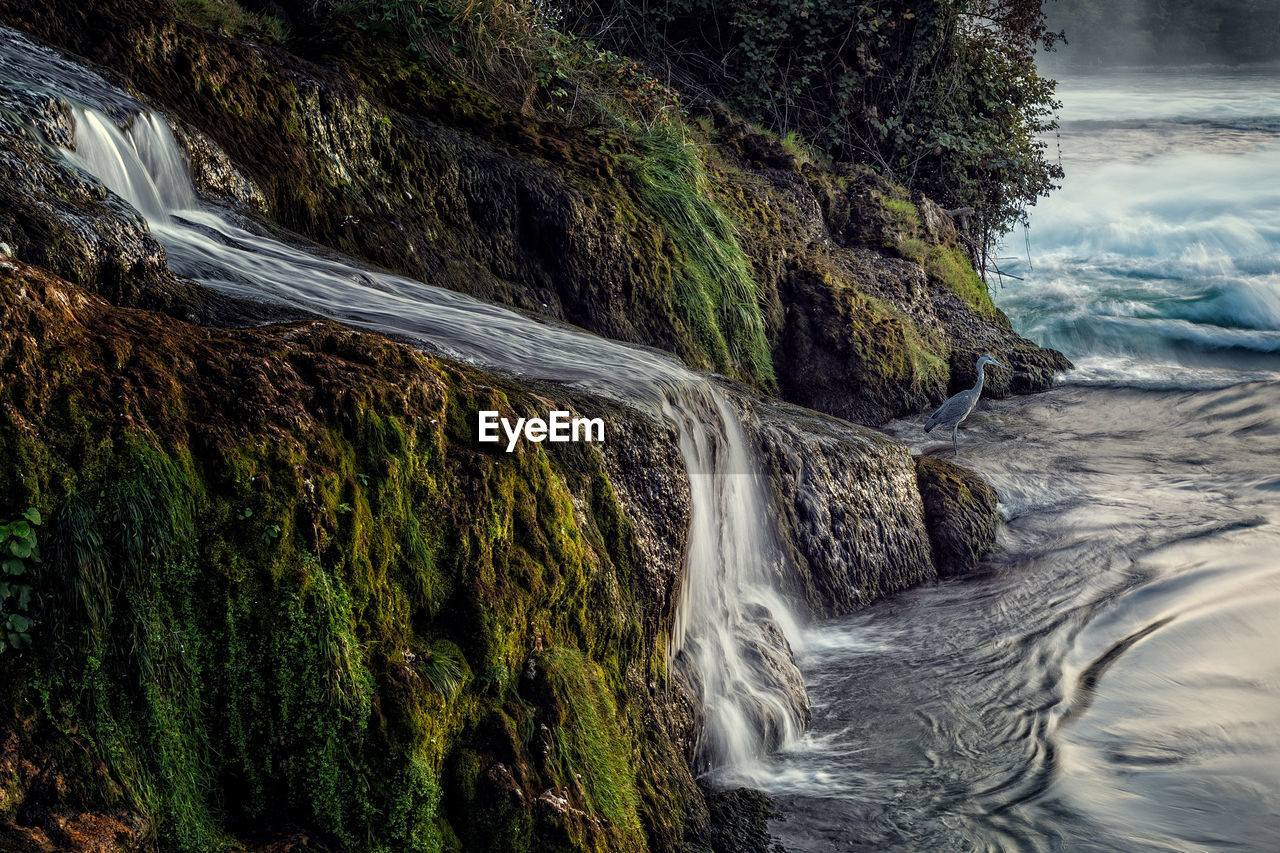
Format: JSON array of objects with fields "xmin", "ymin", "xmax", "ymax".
[{"xmin": 972, "ymin": 363, "xmax": 986, "ymax": 393}]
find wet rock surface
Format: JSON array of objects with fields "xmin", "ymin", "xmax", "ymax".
[
  {"xmin": 687, "ymin": 788, "xmax": 783, "ymax": 853},
  {"xmin": 169, "ymin": 120, "xmax": 268, "ymax": 216},
  {"xmin": 914, "ymin": 455, "xmax": 1000, "ymax": 577},
  {"xmin": 743, "ymin": 394, "xmax": 938, "ymax": 616},
  {"xmin": 0, "ymin": 56, "xmax": 294, "ymax": 327}
]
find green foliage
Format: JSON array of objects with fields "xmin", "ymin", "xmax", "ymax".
[
  {"xmin": 338, "ymin": 0, "xmax": 776, "ymax": 388},
  {"xmin": 621, "ymin": 124, "xmax": 776, "ymax": 386},
  {"xmin": 343, "ymin": 0, "xmax": 678, "ymax": 126},
  {"xmin": 536, "ymin": 648, "xmax": 645, "ymax": 853},
  {"xmin": 883, "ymin": 196, "xmax": 921, "ymax": 231},
  {"xmin": 171, "ymin": 0, "xmax": 289, "ymax": 44},
  {"xmin": 0, "ymin": 508, "xmax": 41, "ymax": 651},
  {"xmin": 889, "ymin": 199, "xmax": 1000, "ymax": 320},
  {"xmin": 585, "ymin": 0, "xmax": 1064, "ymax": 247},
  {"xmin": 779, "ymin": 130, "xmax": 828, "ymax": 168},
  {"xmin": 418, "ymin": 640, "xmax": 467, "ymax": 699}
]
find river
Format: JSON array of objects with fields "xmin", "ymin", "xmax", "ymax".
[{"xmin": 747, "ymin": 69, "xmax": 1280, "ymax": 850}]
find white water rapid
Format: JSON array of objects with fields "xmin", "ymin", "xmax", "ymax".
[{"xmin": 0, "ymin": 26, "xmax": 807, "ymax": 772}]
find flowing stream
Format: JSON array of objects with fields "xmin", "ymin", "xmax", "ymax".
[
  {"xmin": 752, "ymin": 69, "xmax": 1280, "ymax": 850},
  {"xmin": 0, "ymin": 26, "xmax": 807, "ymax": 772}
]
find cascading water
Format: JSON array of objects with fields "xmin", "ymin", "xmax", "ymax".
[{"xmin": 0, "ymin": 25, "xmax": 807, "ymax": 771}]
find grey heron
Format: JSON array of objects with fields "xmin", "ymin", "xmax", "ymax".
[{"xmin": 925, "ymin": 353, "xmax": 1006, "ymax": 455}]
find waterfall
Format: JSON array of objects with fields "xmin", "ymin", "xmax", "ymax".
[{"xmin": 0, "ymin": 23, "xmax": 811, "ymax": 772}]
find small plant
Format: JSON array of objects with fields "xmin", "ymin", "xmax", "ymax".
[
  {"xmin": 261, "ymin": 524, "xmax": 282, "ymax": 543},
  {"xmin": 477, "ymin": 663, "xmax": 508, "ymax": 694},
  {"xmin": 1, "ymin": 507, "xmax": 41, "ymax": 651},
  {"xmin": 883, "ymin": 195, "xmax": 921, "ymax": 231},
  {"xmin": 417, "ymin": 641, "xmax": 467, "ymax": 699}
]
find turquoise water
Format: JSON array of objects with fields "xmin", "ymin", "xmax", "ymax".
[{"xmin": 1000, "ymin": 68, "xmax": 1280, "ymax": 387}]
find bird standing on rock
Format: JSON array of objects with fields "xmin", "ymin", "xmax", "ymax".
[{"xmin": 925, "ymin": 353, "xmax": 1006, "ymax": 455}]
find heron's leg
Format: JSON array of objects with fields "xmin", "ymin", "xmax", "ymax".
[{"xmin": 951, "ymin": 425, "xmax": 959, "ymax": 456}]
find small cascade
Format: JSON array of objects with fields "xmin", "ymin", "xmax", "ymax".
[
  {"xmin": 665, "ymin": 390, "xmax": 807, "ymax": 767},
  {"xmin": 0, "ymin": 22, "xmax": 810, "ymax": 773},
  {"xmin": 68, "ymin": 108, "xmax": 194, "ymax": 218}
]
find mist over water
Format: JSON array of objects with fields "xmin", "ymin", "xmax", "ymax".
[{"xmin": 759, "ymin": 69, "xmax": 1280, "ymax": 850}]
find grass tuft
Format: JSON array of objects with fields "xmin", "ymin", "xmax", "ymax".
[{"xmin": 623, "ymin": 124, "xmax": 776, "ymax": 388}]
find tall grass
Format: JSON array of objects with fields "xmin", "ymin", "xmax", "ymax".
[
  {"xmin": 173, "ymin": 0, "xmax": 289, "ymax": 44},
  {"xmin": 622, "ymin": 124, "xmax": 775, "ymax": 387}
]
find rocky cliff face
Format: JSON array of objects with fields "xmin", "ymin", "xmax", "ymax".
[
  {"xmin": 0, "ymin": 4, "xmax": 1031, "ymax": 851},
  {"xmin": 0, "ymin": 258, "xmax": 706, "ymax": 853},
  {"xmin": 743, "ymin": 396, "xmax": 937, "ymax": 618}
]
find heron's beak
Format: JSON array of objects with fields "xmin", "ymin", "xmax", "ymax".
[{"xmin": 992, "ymin": 359, "xmax": 1007, "ymax": 369}]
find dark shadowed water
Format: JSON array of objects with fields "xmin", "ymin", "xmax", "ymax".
[{"xmin": 745, "ymin": 70, "xmax": 1280, "ymax": 850}]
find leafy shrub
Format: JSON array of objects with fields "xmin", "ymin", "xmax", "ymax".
[
  {"xmin": 580, "ymin": 0, "xmax": 1064, "ymax": 251},
  {"xmin": 0, "ymin": 507, "xmax": 41, "ymax": 652}
]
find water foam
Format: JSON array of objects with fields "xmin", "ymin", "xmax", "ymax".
[{"xmin": 998, "ymin": 69, "xmax": 1280, "ymax": 388}]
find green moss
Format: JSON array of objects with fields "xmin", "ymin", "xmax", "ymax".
[
  {"xmin": 885, "ymin": 194, "xmax": 999, "ymax": 322},
  {"xmin": 536, "ymin": 647, "xmax": 645, "ymax": 853},
  {"xmin": 0, "ymin": 266, "xmax": 693, "ymax": 852},
  {"xmin": 863, "ymin": 293, "xmax": 948, "ymax": 383},
  {"xmin": 923, "ymin": 244, "xmax": 1000, "ymax": 320},
  {"xmin": 882, "ymin": 196, "xmax": 921, "ymax": 231},
  {"xmin": 914, "ymin": 455, "xmax": 999, "ymax": 577}
]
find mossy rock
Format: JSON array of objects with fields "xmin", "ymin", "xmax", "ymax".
[
  {"xmin": 0, "ymin": 260, "xmax": 701, "ymax": 852},
  {"xmin": 913, "ymin": 456, "xmax": 999, "ymax": 577},
  {"xmin": 0, "ymin": 0, "xmax": 1068, "ymax": 423}
]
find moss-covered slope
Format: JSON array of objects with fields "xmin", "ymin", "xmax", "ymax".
[
  {"xmin": 0, "ymin": 258, "xmax": 702, "ymax": 853},
  {"xmin": 0, "ymin": 0, "xmax": 1068, "ymax": 423}
]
